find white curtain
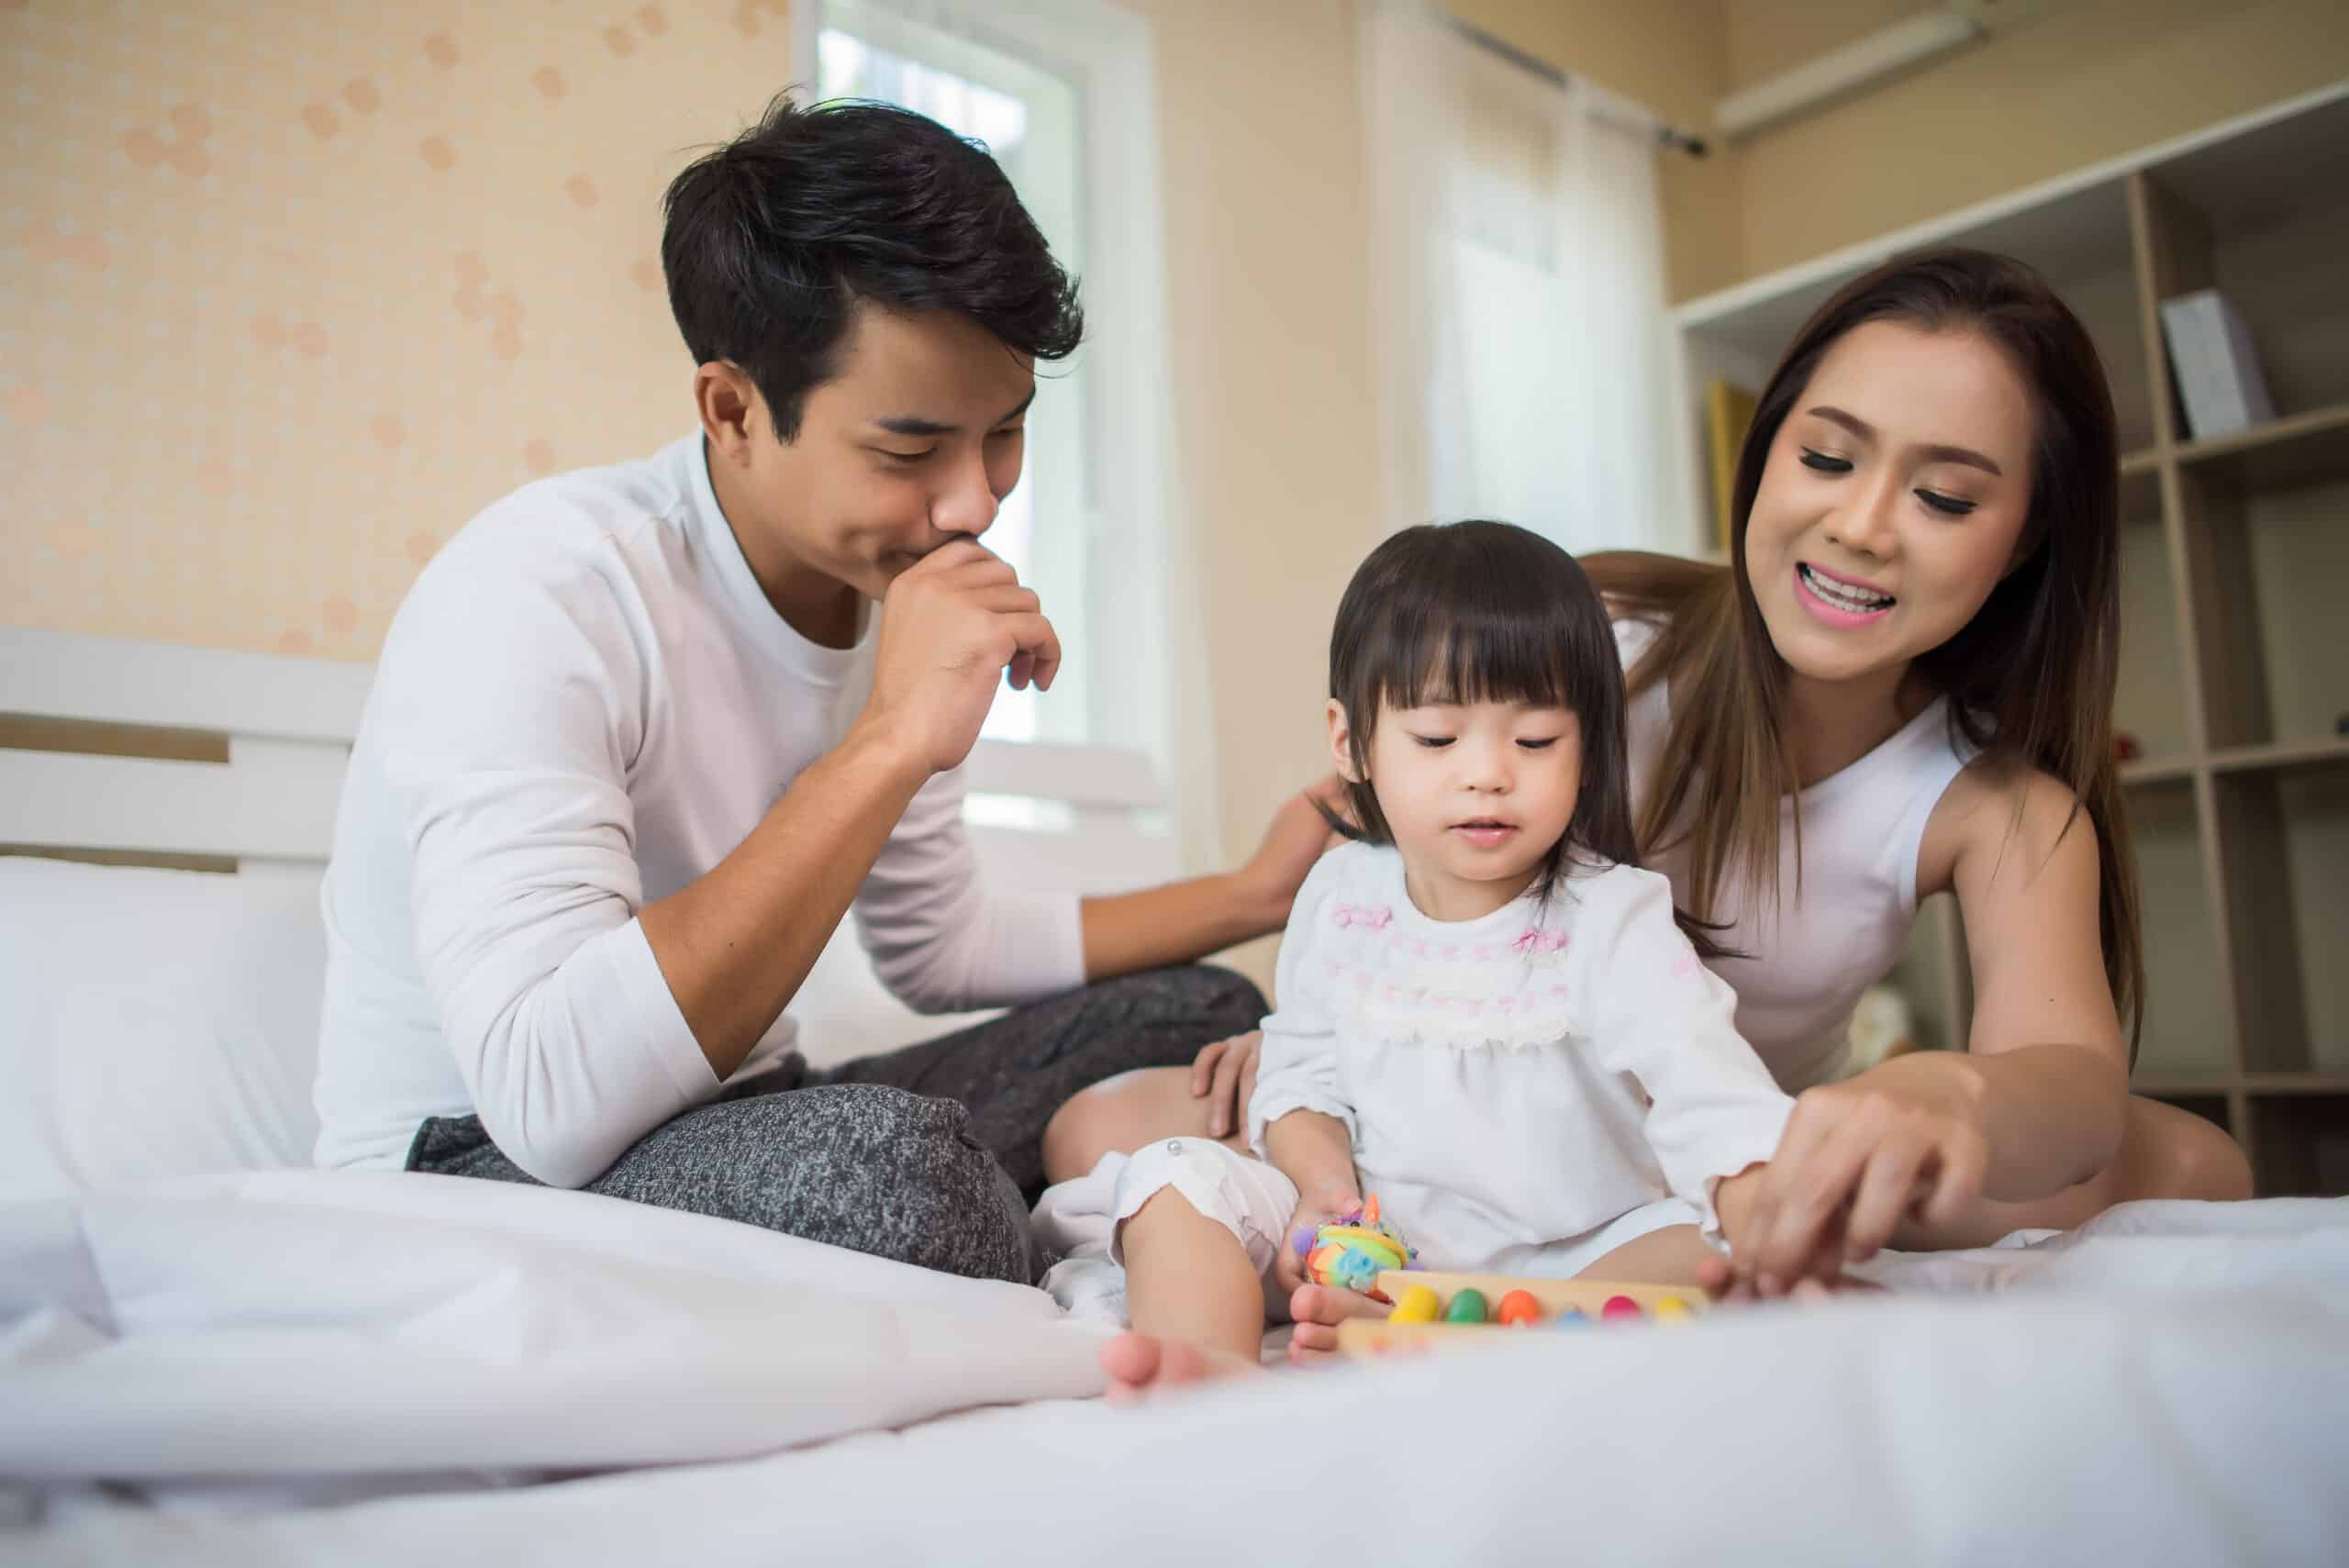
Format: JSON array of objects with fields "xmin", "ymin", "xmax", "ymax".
[{"xmin": 1360, "ymin": 0, "xmax": 1689, "ymax": 556}]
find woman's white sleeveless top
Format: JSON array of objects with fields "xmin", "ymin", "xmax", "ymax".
[{"xmin": 1616, "ymin": 618, "xmax": 1979, "ymax": 1090}]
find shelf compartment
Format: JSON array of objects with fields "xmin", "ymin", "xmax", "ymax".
[
  {"xmin": 2139, "ymin": 91, "xmax": 2349, "ymax": 435},
  {"xmin": 2126, "ymin": 779, "xmax": 2231, "ymax": 1081},
  {"xmin": 2276, "ymin": 766, "xmax": 2349, "ymax": 1075},
  {"xmin": 2113, "ymin": 488, "xmax": 2195, "ymax": 762},
  {"xmin": 2248, "ymin": 1094, "xmax": 2349, "ymax": 1198},
  {"xmin": 2166, "ymin": 466, "xmax": 2273, "ymax": 752},
  {"xmin": 2175, "ymin": 402, "xmax": 2349, "ymax": 493},
  {"xmin": 2209, "ymin": 768, "xmax": 2313, "ymax": 1077},
  {"xmin": 2121, "ymin": 755, "xmax": 2198, "ymax": 787},
  {"xmin": 2243, "ymin": 1072, "xmax": 2349, "ymax": 1095},
  {"xmin": 2243, "ymin": 473, "xmax": 2349, "ymax": 751},
  {"xmin": 2210, "ymin": 739, "xmax": 2349, "ymax": 777}
]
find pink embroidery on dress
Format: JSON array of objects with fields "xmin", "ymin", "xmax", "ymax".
[
  {"xmin": 1332, "ymin": 904, "xmax": 1393, "ymax": 931},
  {"xmin": 1512, "ymin": 928, "xmax": 1569, "ymax": 957}
]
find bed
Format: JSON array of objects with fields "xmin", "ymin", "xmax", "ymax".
[{"xmin": 3, "ymin": 626, "xmax": 2343, "ymax": 1565}]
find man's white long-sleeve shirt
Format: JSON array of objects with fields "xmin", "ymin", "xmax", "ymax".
[{"xmin": 312, "ymin": 434, "xmax": 1085, "ymax": 1186}]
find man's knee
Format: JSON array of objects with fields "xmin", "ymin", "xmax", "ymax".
[
  {"xmin": 1169, "ymin": 963, "xmax": 1270, "ymax": 1033},
  {"xmin": 665, "ymin": 1084, "xmax": 1035, "ymax": 1283},
  {"xmin": 818, "ymin": 1085, "xmax": 1037, "ymax": 1281},
  {"xmin": 1080, "ymin": 962, "xmax": 1266, "ymax": 1033}
]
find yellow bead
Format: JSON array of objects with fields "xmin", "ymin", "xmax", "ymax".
[
  {"xmin": 1653, "ymin": 1296, "xmax": 1694, "ymax": 1322},
  {"xmin": 1390, "ymin": 1284, "xmax": 1442, "ymax": 1323}
]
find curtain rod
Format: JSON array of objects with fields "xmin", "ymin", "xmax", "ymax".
[{"xmin": 1432, "ymin": 7, "xmax": 1710, "ymax": 158}]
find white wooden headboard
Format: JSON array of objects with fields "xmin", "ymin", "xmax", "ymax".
[
  {"xmin": 0, "ymin": 624, "xmax": 1174, "ymax": 882},
  {"xmin": 0, "ymin": 625, "xmax": 1175, "ymax": 1057}
]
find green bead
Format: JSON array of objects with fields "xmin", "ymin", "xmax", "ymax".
[{"xmin": 1443, "ymin": 1288, "xmax": 1488, "ymax": 1324}]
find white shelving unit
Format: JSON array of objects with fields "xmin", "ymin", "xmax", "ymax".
[{"xmin": 1671, "ymin": 82, "xmax": 2349, "ymax": 1199}]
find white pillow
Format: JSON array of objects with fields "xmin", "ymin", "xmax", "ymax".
[{"xmin": 0, "ymin": 857, "xmax": 327, "ymax": 1199}]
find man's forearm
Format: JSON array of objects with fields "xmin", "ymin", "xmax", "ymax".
[
  {"xmin": 639, "ymin": 721, "xmax": 929, "ymax": 1077},
  {"xmin": 1078, "ymin": 874, "xmax": 1286, "ymax": 981}
]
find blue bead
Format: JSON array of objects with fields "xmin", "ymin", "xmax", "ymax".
[{"xmin": 1553, "ymin": 1307, "xmax": 1588, "ymax": 1328}]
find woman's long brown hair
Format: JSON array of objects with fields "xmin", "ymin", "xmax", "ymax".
[{"xmin": 1587, "ymin": 247, "xmax": 2144, "ymax": 1054}]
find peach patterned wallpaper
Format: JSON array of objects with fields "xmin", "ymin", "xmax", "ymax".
[{"xmin": 0, "ymin": 0, "xmax": 802, "ymax": 660}]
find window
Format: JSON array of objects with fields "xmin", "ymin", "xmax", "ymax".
[
  {"xmin": 804, "ymin": 2, "xmax": 1086, "ymax": 750},
  {"xmin": 1358, "ymin": 0, "xmax": 1694, "ymax": 559},
  {"xmin": 797, "ymin": 1, "xmax": 1207, "ymax": 862}
]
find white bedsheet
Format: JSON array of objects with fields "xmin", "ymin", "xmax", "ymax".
[
  {"xmin": 6, "ymin": 1181, "xmax": 2344, "ymax": 1565},
  {"xmin": 2, "ymin": 1170, "xmax": 1107, "ymax": 1486}
]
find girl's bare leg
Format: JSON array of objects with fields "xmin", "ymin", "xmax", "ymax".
[
  {"xmin": 1043, "ymin": 1067, "xmax": 1246, "ymax": 1186},
  {"xmin": 1097, "ymin": 1187, "xmax": 1267, "ymax": 1398}
]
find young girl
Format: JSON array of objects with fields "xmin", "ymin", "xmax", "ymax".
[{"xmin": 1062, "ymin": 521, "xmax": 1843, "ymax": 1393}]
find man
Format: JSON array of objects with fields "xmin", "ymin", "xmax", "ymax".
[{"xmin": 312, "ymin": 95, "xmax": 1328, "ymax": 1284}]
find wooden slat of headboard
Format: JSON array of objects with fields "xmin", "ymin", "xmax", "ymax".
[
  {"xmin": 963, "ymin": 738, "xmax": 1163, "ymax": 809},
  {"xmin": 0, "ymin": 626, "xmax": 373, "ymax": 743},
  {"xmin": 0, "ymin": 741, "xmax": 348, "ymax": 862}
]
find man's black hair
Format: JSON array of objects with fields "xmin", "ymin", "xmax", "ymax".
[{"xmin": 662, "ymin": 93, "xmax": 1083, "ymax": 439}]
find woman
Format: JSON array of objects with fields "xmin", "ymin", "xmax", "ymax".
[{"xmin": 1064, "ymin": 248, "xmax": 2250, "ymax": 1311}]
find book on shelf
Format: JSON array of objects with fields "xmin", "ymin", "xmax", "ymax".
[{"xmin": 2158, "ymin": 288, "xmax": 2277, "ymax": 441}]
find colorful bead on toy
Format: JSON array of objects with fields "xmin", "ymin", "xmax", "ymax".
[
  {"xmin": 1390, "ymin": 1284, "xmax": 1442, "ymax": 1323},
  {"xmin": 1443, "ymin": 1287, "xmax": 1489, "ymax": 1324},
  {"xmin": 1600, "ymin": 1294, "xmax": 1642, "ymax": 1321},
  {"xmin": 1552, "ymin": 1307, "xmax": 1588, "ymax": 1328},
  {"xmin": 1301, "ymin": 1195, "xmax": 1415, "ymax": 1302},
  {"xmin": 1653, "ymin": 1296, "xmax": 1693, "ymax": 1322},
  {"xmin": 1497, "ymin": 1289, "xmax": 1542, "ymax": 1327}
]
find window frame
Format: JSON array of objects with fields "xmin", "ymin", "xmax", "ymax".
[{"xmin": 793, "ymin": 0, "xmax": 1209, "ymax": 863}]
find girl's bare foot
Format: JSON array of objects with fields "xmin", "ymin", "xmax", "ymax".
[
  {"xmin": 1098, "ymin": 1332, "xmax": 1263, "ymax": 1402},
  {"xmin": 1285, "ymin": 1283, "xmax": 1391, "ymax": 1363}
]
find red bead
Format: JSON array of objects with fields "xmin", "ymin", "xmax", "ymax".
[{"xmin": 1601, "ymin": 1294, "xmax": 1643, "ymax": 1321}]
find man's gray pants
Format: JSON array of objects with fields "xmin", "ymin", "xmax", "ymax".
[{"xmin": 406, "ymin": 965, "xmax": 1266, "ymax": 1285}]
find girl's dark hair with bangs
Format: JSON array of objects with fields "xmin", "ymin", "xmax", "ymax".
[{"xmin": 1325, "ymin": 521, "xmax": 1642, "ymax": 910}]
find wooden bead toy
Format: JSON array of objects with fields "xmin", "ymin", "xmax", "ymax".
[
  {"xmin": 1390, "ymin": 1284, "xmax": 1442, "ymax": 1323},
  {"xmin": 1332, "ymin": 1271, "xmax": 1712, "ymax": 1357}
]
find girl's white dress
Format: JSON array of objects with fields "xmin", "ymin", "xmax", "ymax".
[{"xmin": 1034, "ymin": 840, "xmax": 1797, "ymax": 1302}]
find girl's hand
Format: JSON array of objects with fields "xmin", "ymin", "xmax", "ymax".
[
  {"xmin": 1271, "ymin": 1185, "xmax": 1366, "ymax": 1301},
  {"xmin": 1187, "ymin": 1031, "xmax": 1263, "ymax": 1140},
  {"xmin": 1732, "ymin": 1053, "xmax": 1993, "ymax": 1292}
]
